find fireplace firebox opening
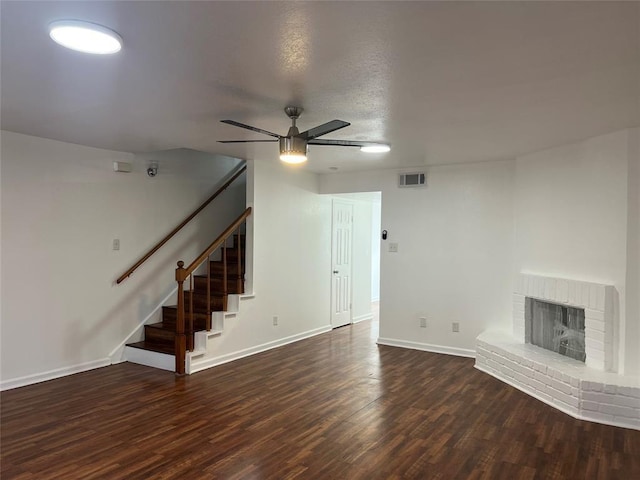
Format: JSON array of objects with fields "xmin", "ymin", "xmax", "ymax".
[{"xmin": 525, "ymin": 298, "xmax": 586, "ymax": 362}]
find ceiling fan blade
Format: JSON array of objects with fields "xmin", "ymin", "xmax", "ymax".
[
  {"xmin": 220, "ymin": 120, "xmax": 281, "ymax": 138},
  {"xmin": 307, "ymin": 139, "xmax": 368, "ymax": 147},
  {"xmin": 300, "ymin": 120, "xmax": 350, "ymax": 140},
  {"xmin": 218, "ymin": 140, "xmax": 278, "ymax": 143}
]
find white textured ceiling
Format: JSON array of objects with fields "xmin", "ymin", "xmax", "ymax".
[{"xmin": 1, "ymin": 1, "xmax": 638, "ymax": 173}]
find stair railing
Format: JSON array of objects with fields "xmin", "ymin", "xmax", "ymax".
[
  {"xmin": 116, "ymin": 164, "xmax": 247, "ymax": 284},
  {"xmin": 174, "ymin": 207, "xmax": 252, "ymax": 374}
]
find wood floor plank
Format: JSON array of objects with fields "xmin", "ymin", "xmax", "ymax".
[{"xmin": 2, "ymin": 319, "xmax": 639, "ymax": 479}]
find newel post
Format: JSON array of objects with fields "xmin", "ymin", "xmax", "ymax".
[{"xmin": 175, "ymin": 260, "xmax": 187, "ymax": 375}]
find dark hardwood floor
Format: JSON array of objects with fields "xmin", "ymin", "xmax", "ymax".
[{"xmin": 2, "ymin": 319, "xmax": 639, "ymax": 479}]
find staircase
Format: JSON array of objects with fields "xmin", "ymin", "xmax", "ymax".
[{"xmin": 126, "ymin": 233, "xmax": 245, "ymax": 359}]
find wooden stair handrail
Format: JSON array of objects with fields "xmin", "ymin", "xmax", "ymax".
[
  {"xmin": 176, "ymin": 207, "xmax": 252, "ymax": 280},
  {"xmin": 116, "ymin": 164, "xmax": 247, "ymax": 284}
]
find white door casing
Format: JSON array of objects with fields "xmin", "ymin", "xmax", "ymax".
[{"xmin": 331, "ymin": 200, "xmax": 353, "ymax": 328}]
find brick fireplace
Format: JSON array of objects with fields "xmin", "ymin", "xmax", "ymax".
[
  {"xmin": 475, "ymin": 274, "xmax": 639, "ymax": 430},
  {"xmin": 513, "ymin": 274, "xmax": 614, "ymax": 371}
]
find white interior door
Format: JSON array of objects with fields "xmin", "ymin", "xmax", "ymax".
[{"xmin": 331, "ymin": 200, "xmax": 353, "ymax": 328}]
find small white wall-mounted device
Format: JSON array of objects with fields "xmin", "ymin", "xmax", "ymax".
[{"xmin": 113, "ymin": 161, "xmax": 132, "ymax": 173}]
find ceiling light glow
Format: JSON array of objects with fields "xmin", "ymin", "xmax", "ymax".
[
  {"xmin": 360, "ymin": 144, "xmax": 391, "ymax": 153},
  {"xmin": 279, "ymin": 153, "xmax": 307, "ymax": 164},
  {"xmin": 49, "ymin": 20, "xmax": 122, "ymax": 54},
  {"xmin": 279, "ymin": 135, "xmax": 307, "ymax": 164}
]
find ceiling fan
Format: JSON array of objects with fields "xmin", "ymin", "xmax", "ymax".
[{"xmin": 219, "ymin": 106, "xmax": 390, "ymax": 164}]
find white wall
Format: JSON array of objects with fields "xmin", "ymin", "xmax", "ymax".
[
  {"xmin": 198, "ymin": 159, "xmax": 332, "ymax": 359},
  {"xmin": 514, "ymin": 129, "xmax": 632, "ymax": 373},
  {"xmin": 625, "ymin": 128, "xmax": 639, "ymax": 375},
  {"xmin": 321, "ymin": 161, "xmax": 516, "ymax": 355},
  {"xmin": 0, "ymin": 132, "xmax": 245, "ymax": 387}
]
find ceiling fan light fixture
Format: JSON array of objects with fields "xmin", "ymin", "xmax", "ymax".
[
  {"xmin": 279, "ymin": 153, "xmax": 308, "ymax": 164},
  {"xmin": 49, "ymin": 20, "xmax": 122, "ymax": 54},
  {"xmin": 279, "ymin": 136, "xmax": 308, "ymax": 164},
  {"xmin": 360, "ymin": 144, "xmax": 391, "ymax": 153},
  {"xmin": 220, "ymin": 107, "xmax": 372, "ymax": 165}
]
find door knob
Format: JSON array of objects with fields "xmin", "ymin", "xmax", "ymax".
[{"xmin": 333, "ymin": 270, "xmax": 339, "ymax": 274}]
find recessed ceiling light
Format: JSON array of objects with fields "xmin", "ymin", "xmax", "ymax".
[
  {"xmin": 49, "ymin": 20, "xmax": 122, "ymax": 54},
  {"xmin": 360, "ymin": 144, "xmax": 391, "ymax": 153}
]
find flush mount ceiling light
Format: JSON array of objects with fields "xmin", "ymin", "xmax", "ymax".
[
  {"xmin": 49, "ymin": 20, "xmax": 122, "ymax": 54},
  {"xmin": 360, "ymin": 144, "xmax": 391, "ymax": 153}
]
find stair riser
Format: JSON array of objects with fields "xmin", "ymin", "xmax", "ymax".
[
  {"xmin": 162, "ymin": 294, "xmax": 225, "ymax": 310},
  {"xmin": 183, "ymin": 293, "xmax": 226, "ymax": 312},
  {"xmin": 218, "ymin": 252, "xmax": 243, "ymax": 262},
  {"xmin": 209, "ymin": 262, "xmax": 243, "ymax": 275},
  {"xmin": 162, "ymin": 307, "xmax": 209, "ymax": 329},
  {"xmin": 211, "ymin": 245, "xmax": 243, "ymax": 256},
  {"xmin": 233, "ymin": 234, "xmax": 246, "ymax": 243},
  {"xmin": 145, "ymin": 326, "xmax": 206, "ymax": 344},
  {"xmin": 193, "ymin": 277, "xmax": 244, "ymax": 294},
  {"xmin": 144, "ymin": 326, "xmax": 175, "ymax": 344},
  {"xmin": 162, "ymin": 317, "xmax": 209, "ymax": 329}
]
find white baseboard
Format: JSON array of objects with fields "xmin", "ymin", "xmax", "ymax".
[
  {"xmin": 376, "ymin": 337, "xmax": 476, "ymax": 358},
  {"xmin": 0, "ymin": 358, "xmax": 111, "ymax": 391},
  {"xmin": 352, "ymin": 313, "xmax": 373, "ymax": 324},
  {"xmin": 188, "ymin": 325, "xmax": 332, "ymax": 374}
]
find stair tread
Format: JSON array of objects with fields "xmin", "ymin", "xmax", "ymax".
[
  {"xmin": 127, "ymin": 341, "xmax": 175, "ymax": 355},
  {"xmin": 184, "ymin": 291, "xmax": 226, "ymax": 298},
  {"xmin": 163, "ymin": 305, "xmax": 210, "ymax": 314},
  {"xmin": 149, "ymin": 321, "xmax": 207, "ymax": 332},
  {"xmin": 193, "ymin": 274, "xmax": 241, "ymax": 279},
  {"xmin": 146, "ymin": 322, "xmax": 174, "ymax": 330}
]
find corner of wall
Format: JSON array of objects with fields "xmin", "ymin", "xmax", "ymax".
[{"xmin": 624, "ymin": 127, "xmax": 640, "ymax": 375}]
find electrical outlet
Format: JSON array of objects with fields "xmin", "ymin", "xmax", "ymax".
[
  {"xmin": 452, "ymin": 322, "xmax": 460, "ymax": 333},
  {"xmin": 112, "ymin": 239, "xmax": 120, "ymax": 251},
  {"xmin": 273, "ymin": 315, "xmax": 278, "ymax": 326},
  {"xmin": 389, "ymin": 242, "xmax": 399, "ymax": 253},
  {"xmin": 419, "ymin": 317, "xmax": 427, "ymax": 328}
]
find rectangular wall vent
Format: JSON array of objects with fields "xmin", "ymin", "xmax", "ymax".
[{"xmin": 398, "ymin": 172, "xmax": 426, "ymax": 188}]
